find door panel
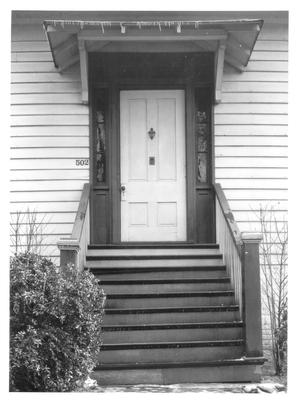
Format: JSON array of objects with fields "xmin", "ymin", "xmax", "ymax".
[{"xmin": 120, "ymin": 90, "xmax": 186, "ymax": 242}]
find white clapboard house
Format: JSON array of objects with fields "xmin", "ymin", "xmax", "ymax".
[{"xmin": 11, "ymin": 10, "xmax": 288, "ymax": 385}]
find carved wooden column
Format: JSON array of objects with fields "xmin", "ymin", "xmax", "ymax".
[{"xmin": 241, "ymin": 232, "xmax": 263, "ymax": 357}]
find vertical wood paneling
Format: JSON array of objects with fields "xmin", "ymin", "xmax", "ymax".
[{"xmin": 10, "ymin": 23, "xmax": 89, "ymax": 260}]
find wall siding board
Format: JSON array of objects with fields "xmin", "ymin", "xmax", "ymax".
[
  {"xmin": 10, "ymin": 191, "xmax": 83, "ymax": 202},
  {"xmin": 11, "ymin": 82, "xmax": 81, "ymax": 94},
  {"xmin": 11, "ymin": 137, "xmax": 89, "ymax": 148},
  {"xmin": 11, "ymin": 104, "xmax": 89, "ymax": 115},
  {"xmin": 215, "ymin": 103, "xmax": 287, "ymax": 114},
  {"xmin": 215, "ymin": 147, "xmax": 287, "ymax": 157},
  {"xmin": 11, "ymin": 148, "xmax": 89, "ymax": 158},
  {"xmin": 215, "ymin": 125, "xmax": 288, "ymax": 135},
  {"xmin": 10, "ymin": 159, "xmax": 89, "ymax": 169},
  {"xmin": 10, "ymin": 202, "xmax": 80, "ymax": 213},
  {"xmin": 220, "ymin": 93, "xmax": 287, "ymax": 104},
  {"xmin": 11, "ymin": 115, "xmax": 89, "ymax": 126},
  {"xmin": 222, "ymin": 81, "xmax": 288, "ymax": 92},
  {"xmin": 215, "ymin": 136, "xmax": 287, "ymax": 146},
  {"xmin": 11, "ymin": 93, "xmax": 82, "ymax": 104},
  {"xmin": 11, "ymin": 73, "xmax": 80, "ymax": 83},
  {"xmin": 215, "ymin": 168, "xmax": 288, "ymax": 179},
  {"xmin": 11, "ymin": 126, "xmax": 89, "ymax": 136}
]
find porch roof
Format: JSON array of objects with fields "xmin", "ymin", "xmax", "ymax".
[{"xmin": 43, "ymin": 18, "xmax": 263, "ymax": 104}]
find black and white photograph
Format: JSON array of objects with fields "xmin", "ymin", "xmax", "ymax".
[{"xmin": 6, "ymin": 1, "xmax": 291, "ymax": 395}]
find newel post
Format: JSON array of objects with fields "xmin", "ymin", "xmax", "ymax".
[
  {"xmin": 57, "ymin": 238, "xmax": 80, "ymax": 270},
  {"xmin": 241, "ymin": 232, "xmax": 263, "ymax": 357}
]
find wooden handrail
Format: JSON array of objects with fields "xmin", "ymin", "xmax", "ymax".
[
  {"xmin": 214, "ymin": 183, "xmax": 242, "ymax": 254},
  {"xmin": 70, "ymin": 183, "xmax": 90, "ymax": 241},
  {"xmin": 57, "ymin": 183, "xmax": 90, "ymax": 272}
]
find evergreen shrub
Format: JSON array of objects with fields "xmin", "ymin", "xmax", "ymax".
[{"xmin": 10, "ymin": 252, "xmax": 105, "ymax": 391}]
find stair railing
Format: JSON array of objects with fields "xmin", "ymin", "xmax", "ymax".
[
  {"xmin": 214, "ymin": 183, "xmax": 263, "ymax": 357},
  {"xmin": 57, "ymin": 183, "xmax": 90, "ymax": 272},
  {"xmin": 214, "ymin": 183, "xmax": 243, "ymax": 317}
]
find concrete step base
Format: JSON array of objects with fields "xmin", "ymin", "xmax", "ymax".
[
  {"xmin": 98, "ymin": 341, "xmax": 244, "ymax": 363},
  {"xmin": 92, "ymin": 358, "xmax": 266, "ymax": 385}
]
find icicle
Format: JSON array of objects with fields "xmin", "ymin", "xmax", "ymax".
[
  {"xmin": 195, "ymin": 21, "xmax": 200, "ymax": 29},
  {"xmin": 80, "ymin": 21, "xmax": 84, "ymax": 30},
  {"xmin": 158, "ymin": 22, "xmax": 161, "ymax": 32},
  {"xmin": 100, "ymin": 22, "xmax": 104, "ymax": 34},
  {"xmin": 176, "ymin": 22, "xmax": 181, "ymax": 34}
]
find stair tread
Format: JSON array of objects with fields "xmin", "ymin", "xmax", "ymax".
[
  {"xmin": 89, "ymin": 243, "xmax": 219, "ymax": 249},
  {"xmin": 107, "ymin": 291, "xmax": 234, "ymax": 298},
  {"xmin": 103, "ymin": 321, "xmax": 243, "ymax": 331},
  {"xmin": 101, "ymin": 339, "xmax": 244, "ymax": 350},
  {"xmin": 95, "ymin": 357, "xmax": 266, "ymax": 369},
  {"xmin": 99, "ymin": 277, "xmax": 230, "ymax": 283},
  {"xmin": 105, "ymin": 305, "xmax": 239, "ymax": 314},
  {"xmin": 87, "ymin": 265, "xmax": 226, "ymax": 270},
  {"xmin": 87, "ymin": 255, "xmax": 223, "ymax": 261}
]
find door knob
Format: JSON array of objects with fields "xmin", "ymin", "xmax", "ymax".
[{"xmin": 121, "ymin": 185, "xmax": 126, "ymax": 192}]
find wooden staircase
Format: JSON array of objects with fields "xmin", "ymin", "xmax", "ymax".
[{"xmin": 85, "ymin": 244, "xmax": 265, "ymax": 385}]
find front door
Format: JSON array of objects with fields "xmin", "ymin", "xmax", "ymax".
[{"xmin": 120, "ymin": 90, "xmax": 187, "ymax": 241}]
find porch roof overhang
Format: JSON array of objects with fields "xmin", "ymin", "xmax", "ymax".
[{"xmin": 43, "ymin": 18, "xmax": 263, "ymax": 104}]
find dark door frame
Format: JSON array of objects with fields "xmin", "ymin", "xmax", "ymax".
[{"xmin": 89, "ymin": 52, "xmax": 215, "ymax": 244}]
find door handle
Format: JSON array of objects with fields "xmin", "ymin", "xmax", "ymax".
[{"xmin": 121, "ymin": 185, "xmax": 126, "ymax": 192}]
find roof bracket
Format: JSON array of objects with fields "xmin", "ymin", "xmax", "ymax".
[{"xmin": 215, "ymin": 39, "xmax": 226, "ymax": 104}]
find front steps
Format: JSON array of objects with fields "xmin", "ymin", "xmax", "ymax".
[{"xmin": 85, "ymin": 244, "xmax": 265, "ymax": 385}]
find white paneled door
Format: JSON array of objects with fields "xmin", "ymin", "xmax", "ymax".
[{"xmin": 120, "ymin": 90, "xmax": 186, "ymax": 241}]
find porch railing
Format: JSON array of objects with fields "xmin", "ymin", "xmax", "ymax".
[
  {"xmin": 57, "ymin": 183, "xmax": 90, "ymax": 272},
  {"xmin": 214, "ymin": 183, "xmax": 264, "ymax": 357}
]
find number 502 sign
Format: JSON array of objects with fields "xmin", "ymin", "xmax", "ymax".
[{"xmin": 75, "ymin": 159, "xmax": 89, "ymax": 166}]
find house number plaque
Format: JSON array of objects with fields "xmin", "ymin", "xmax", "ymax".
[{"xmin": 75, "ymin": 159, "xmax": 89, "ymax": 166}]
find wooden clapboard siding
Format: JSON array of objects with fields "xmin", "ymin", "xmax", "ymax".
[
  {"xmin": 11, "ymin": 126, "xmax": 89, "ymax": 136},
  {"xmin": 216, "ymin": 19, "xmax": 288, "ymax": 363},
  {"xmin": 216, "ymin": 125, "xmax": 288, "ymax": 135},
  {"xmin": 10, "ymin": 169, "xmax": 89, "ymax": 180},
  {"xmin": 11, "ymin": 93, "xmax": 82, "ymax": 104},
  {"xmin": 226, "ymin": 200, "xmax": 287, "ymax": 211},
  {"xmin": 10, "ymin": 201, "xmax": 80, "ymax": 213},
  {"xmin": 10, "ymin": 211, "xmax": 77, "ymax": 224},
  {"xmin": 216, "ymin": 168, "xmax": 288, "ymax": 179},
  {"xmin": 216, "ymin": 136, "xmax": 287, "ymax": 146},
  {"xmin": 222, "ymin": 81, "xmax": 288, "ymax": 92},
  {"xmin": 11, "ymin": 22, "xmax": 89, "ymax": 258},
  {"xmin": 11, "ymin": 82, "xmax": 81, "ymax": 94},
  {"xmin": 11, "ymin": 136, "xmax": 88, "ymax": 148},
  {"xmin": 11, "ymin": 104, "xmax": 89, "ymax": 115},
  {"xmin": 10, "ymin": 159, "xmax": 89, "ymax": 169}
]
